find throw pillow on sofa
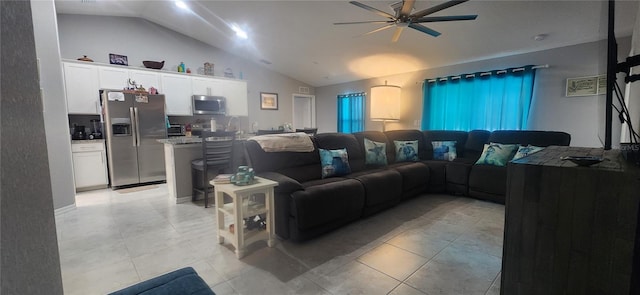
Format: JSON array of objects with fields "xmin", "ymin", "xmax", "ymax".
[
  {"xmin": 364, "ymin": 138, "xmax": 387, "ymax": 166},
  {"xmin": 319, "ymin": 148, "xmax": 351, "ymax": 178},
  {"xmin": 512, "ymin": 145, "xmax": 544, "ymax": 161},
  {"xmin": 475, "ymin": 143, "xmax": 518, "ymax": 166},
  {"xmin": 432, "ymin": 141, "xmax": 457, "ymax": 161},
  {"xmin": 394, "ymin": 140, "xmax": 419, "ymax": 162}
]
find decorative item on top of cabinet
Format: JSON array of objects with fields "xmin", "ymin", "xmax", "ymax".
[
  {"xmin": 109, "ymin": 53, "xmax": 128, "ymax": 66},
  {"xmin": 77, "ymin": 55, "xmax": 93, "ymax": 62},
  {"xmin": 142, "ymin": 60, "xmax": 164, "ymax": 70},
  {"xmin": 224, "ymin": 67, "xmax": 234, "ymax": 78},
  {"xmin": 204, "ymin": 62, "xmax": 214, "ymax": 76}
]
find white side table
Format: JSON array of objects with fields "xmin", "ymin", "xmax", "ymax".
[{"xmin": 212, "ymin": 176, "xmax": 278, "ymax": 258}]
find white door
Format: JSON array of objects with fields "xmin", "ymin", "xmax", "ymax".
[
  {"xmin": 98, "ymin": 66, "xmax": 129, "ymax": 90},
  {"xmin": 161, "ymin": 73, "xmax": 192, "ymax": 115},
  {"xmin": 292, "ymin": 94, "xmax": 315, "ymax": 129}
]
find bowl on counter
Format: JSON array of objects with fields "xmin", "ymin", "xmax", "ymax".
[{"xmin": 143, "ymin": 60, "xmax": 164, "ymax": 70}]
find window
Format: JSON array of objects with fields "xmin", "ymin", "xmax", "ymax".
[
  {"xmin": 337, "ymin": 92, "xmax": 365, "ymax": 133},
  {"xmin": 421, "ymin": 66, "xmax": 537, "ymax": 131}
]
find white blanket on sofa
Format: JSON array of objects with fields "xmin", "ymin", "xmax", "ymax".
[{"xmin": 249, "ymin": 132, "xmax": 315, "ymax": 152}]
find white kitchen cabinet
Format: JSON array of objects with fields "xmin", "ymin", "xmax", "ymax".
[
  {"xmin": 161, "ymin": 73, "xmax": 192, "ymax": 115},
  {"xmin": 98, "ymin": 66, "xmax": 129, "ymax": 90},
  {"xmin": 129, "ymin": 69, "xmax": 162, "ymax": 92},
  {"xmin": 72, "ymin": 141, "xmax": 108, "ymax": 191},
  {"xmin": 192, "ymin": 76, "xmax": 225, "ymax": 96},
  {"xmin": 63, "ymin": 62, "xmax": 101, "ymax": 114},
  {"xmin": 223, "ymin": 80, "xmax": 248, "ymax": 117}
]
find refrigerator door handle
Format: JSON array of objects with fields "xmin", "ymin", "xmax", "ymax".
[
  {"xmin": 130, "ymin": 107, "xmax": 137, "ymax": 147},
  {"xmin": 134, "ymin": 107, "xmax": 141, "ymax": 147}
]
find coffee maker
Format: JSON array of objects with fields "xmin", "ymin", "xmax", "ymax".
[
  {"xmin": 88, "ymin": 119, "xmax": 103, "ymax": 139},
  {"xmin": 72, "ymin": 125, "xmax": 86, "ymax": 140}
]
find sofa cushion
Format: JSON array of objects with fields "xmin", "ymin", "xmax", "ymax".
[
  {"xmin": 468, "ymin": 164, "xmax": 508, "ymax": 198},
  {"xmin": 423, "ymin": 130, "xmax": 469, "ymax": 158},
  {"xmin": 363, "ymin": 138, "xmax": 388, "ymax": 166},
  {"xmin": 512, "ymin": 145, "xmax": 544, "ymax": 161},
  {"xmin": 464, "ymin": 130, "xmax": 491, "ymax": 161},
  {"xmin": 347, "ymin": 169, "xmax": 403, "ymax": 215},
  {"xmin": 394, "ymin": 140, "xmax": 420, "ymax": 162},
  {"xmin": 475, "ymin": 143, "xmax": 518, "ymax": 166},
  {"xmin": 388, "ymin": 162, "xmax": 430, "ymax": 196},
  {"xmin": 385, "ymin": 130, "xmax": 426, "ymax": 162},
  {"xmin": 489, "ymin": 130, "xmax": 571, "ymax": 147},
  {"xmin": 291, "ymin": 178, "xmax": 365, "ymax": 230},
  {"xmin": 315, "ymin": 133, "xmax": 365, "ymax": 172},
  {"xmin": 319, "ymin": 148, "xmax": 351, "ymax": 178},
  {"xmin": 431, "ymin": 141, "xmax": 457, "ymax": 161}
]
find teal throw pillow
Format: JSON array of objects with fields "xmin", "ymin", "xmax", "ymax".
[
  {"xmin": 364, "ymin": 138, "xmax": 387, "ymax": 166},
  {"xmin": 394, "ymin": 140, "xmax": 419, "ymax": 162},
  {"xmin": 475, "ymin": 143, "xmax": 518, "ymax": 166},
  {"xmin": 319, "ymin": 148, "xmax": 351, "ymax": 178},
  {"xmin": 511, "ymin": 145, "xmax": 544, "ymax": 161},
  {"xmin": 432, "ymin": 141, "xmax": 457, "ymax": 161}
]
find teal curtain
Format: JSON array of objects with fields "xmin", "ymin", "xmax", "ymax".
[
  {"xmin": 337, "ymin": 92, "xmax": 365, "ymax": 133},
  {"xmin": 421, "ymin": 65, "xmax": 536, "ymax": 131}
]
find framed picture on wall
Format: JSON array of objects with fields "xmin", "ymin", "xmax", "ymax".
[
  {"xmin": 566, "ymin": 76, "xmax": 598, "ymax": 97},
  {"xmin": 260, "ymin": 92, "xmax": 278, "ymax": 110},
  {"xmin": 109, "ymin": 53, "xmax": 128, "ymax": 66}
]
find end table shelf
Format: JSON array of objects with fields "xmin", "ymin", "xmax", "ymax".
[{"xmin": 212, "ymin": 176, "xmax": 278, "ymax": 258}]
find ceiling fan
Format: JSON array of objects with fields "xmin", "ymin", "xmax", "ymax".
[{"xmin": 334, "ymin": 0, "xmax": 477, "ymax": 42}]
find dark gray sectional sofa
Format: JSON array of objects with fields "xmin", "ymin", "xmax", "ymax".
[{"xmin": 243, "ymin": 129, "xmax": 570, "ymax": 242}]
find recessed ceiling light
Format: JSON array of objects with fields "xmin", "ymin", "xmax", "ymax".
[
  {"xmin": 231, "ymin": 25, "xmax": 248, "ymax": 39},
  {"xmin": 175, "ymin": 1, "xmax": 188, "ymax": 10}
]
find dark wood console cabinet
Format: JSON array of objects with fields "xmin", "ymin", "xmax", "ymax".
[{"xmin": 502, "ymin": 146, "xmax": 640, "ymax": 294}]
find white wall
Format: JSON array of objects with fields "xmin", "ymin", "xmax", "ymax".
[
  {"xmin": 31, "ymin": 0, "xmax": 76, "ymax": 210},
  {"xmin": 57, "ymin": 14, "xmax": 313, "ymax": 131},
  {"xmin": 2, "ymin": 1, "xmax": 64, "ymax": 292},
  {"xmin": 316, "ymin": 38, "xmax": 631, "ymax": 148},
  {"xmin": 622, "ymin": 4, "xmax": 640, "ymax": 143}
]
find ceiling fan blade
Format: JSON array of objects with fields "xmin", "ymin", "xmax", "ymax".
[
  {"xmin": 411, "ymin": 0, "xmax": 469, "ymax": 19},
  {"xmin": 334, "ymin": 20, "xmax": 394, "ymax": 25},
  {"xmin": 408, "ymin": 23, "xmax": 441, "ymax": 37},
  {"xmin": 400, "ymin": 0, "xmax": 415, "ymax": 16},
  {"xmin": 349, "ymin": 1, "xmax": 396, "ymax": 19},
  {"xmin": 413, "ymin": 15, "xmax": 477, "ymax": 23},
  {"xmin": 391, "ymin": 27, "xmax": 404, "ymax": 42},
  {"xmin": 361, "ymin": 24, "xmax": 395, "ymax": 36}
]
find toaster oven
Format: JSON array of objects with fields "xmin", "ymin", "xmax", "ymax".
[{"xmin": 167, "ymin": 124, "xmax": 186, "ymax": 137}]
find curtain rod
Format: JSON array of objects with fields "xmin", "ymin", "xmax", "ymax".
[{"xmin": 424, "ymin": 64, "xmax": 549, "ymax": 83}]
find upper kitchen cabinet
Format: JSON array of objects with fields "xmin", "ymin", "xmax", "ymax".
[
  {"xmin": 129, "ymin": 69, "xmax": 162, "ymax": 92},
  {"xmin": 161, "ymin": 73, "xmax": 192, "ymax": 116},
  {"xmin": 224, "ymin": 79, "xmax": 248, "ymax": 117},
  {"xmin": 98, "ymin": 66, "xmax": 129, "ymax": 90},
  {"xmin": 64, "ymin": 62, "xmax": 101, "ymax": 114},
  {"xmin": 192, "ymin": 76, "xmax": 225, "ymax": 97}
]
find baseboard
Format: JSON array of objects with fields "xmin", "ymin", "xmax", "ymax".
[
  {"xmin": 55, "ymin": 203, "xmax": 76, "ymax": 216},
  {"xmin": 176, "ymin": 196, "xmax": 191, "ymax": 204}
]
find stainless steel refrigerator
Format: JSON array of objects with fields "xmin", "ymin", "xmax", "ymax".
[{"xmin": 102, "ymin": 90, "xmax": 167, "ymax": 187}]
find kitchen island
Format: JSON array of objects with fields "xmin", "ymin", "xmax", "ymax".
[{"xmin": 158, "ymin": 135, "xmax": 250, "ymax": 204}]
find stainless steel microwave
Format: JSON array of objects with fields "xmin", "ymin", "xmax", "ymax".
[{"xmin": 192, "ymin": 95, "xmax": 226, "ymax": 115}]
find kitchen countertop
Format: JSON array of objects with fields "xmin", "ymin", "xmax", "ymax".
[
  {"xmin": 158, "ymin": 134, "xmax": 254, "ymax": 145},
  {"xmin": 71, "ymin": 139, "xmax": 105, "ymax": 144}
]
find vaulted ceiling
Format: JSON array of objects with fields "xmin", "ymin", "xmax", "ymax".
[{"xmin": 55, "ymin": 0, "xmax": 638, "ymax": 87}]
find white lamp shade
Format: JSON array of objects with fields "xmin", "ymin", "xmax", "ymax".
[{"xmin": 370, "ymin": 84, "xmax": 401, "ymax": 121}]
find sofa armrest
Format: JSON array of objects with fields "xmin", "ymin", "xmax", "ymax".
[
  {"xmin": 256, "ymin": 171, "xmax": 304, "ymax": 240},
  {"xmin": 257, "ymin": 171, "xmax": 304, "ymax": 194}
]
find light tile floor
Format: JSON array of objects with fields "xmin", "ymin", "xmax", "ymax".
[{"xmin": 56, "ymin": 184, "xmax": 504, "ymax": 295}]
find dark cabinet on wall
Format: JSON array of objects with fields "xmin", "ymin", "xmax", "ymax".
[{"xmin": 501, "ymin": 146, "xmax": 640, "ymax": 294}]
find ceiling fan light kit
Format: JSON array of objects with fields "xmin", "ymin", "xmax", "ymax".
[{"xmin": 335, "ymin": 0, "xmax": 477, "ymax": 42}]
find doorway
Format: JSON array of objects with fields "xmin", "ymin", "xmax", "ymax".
[{"xmin": 292, "ymin": 94, "xmax": 316, "ymax": 129}]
